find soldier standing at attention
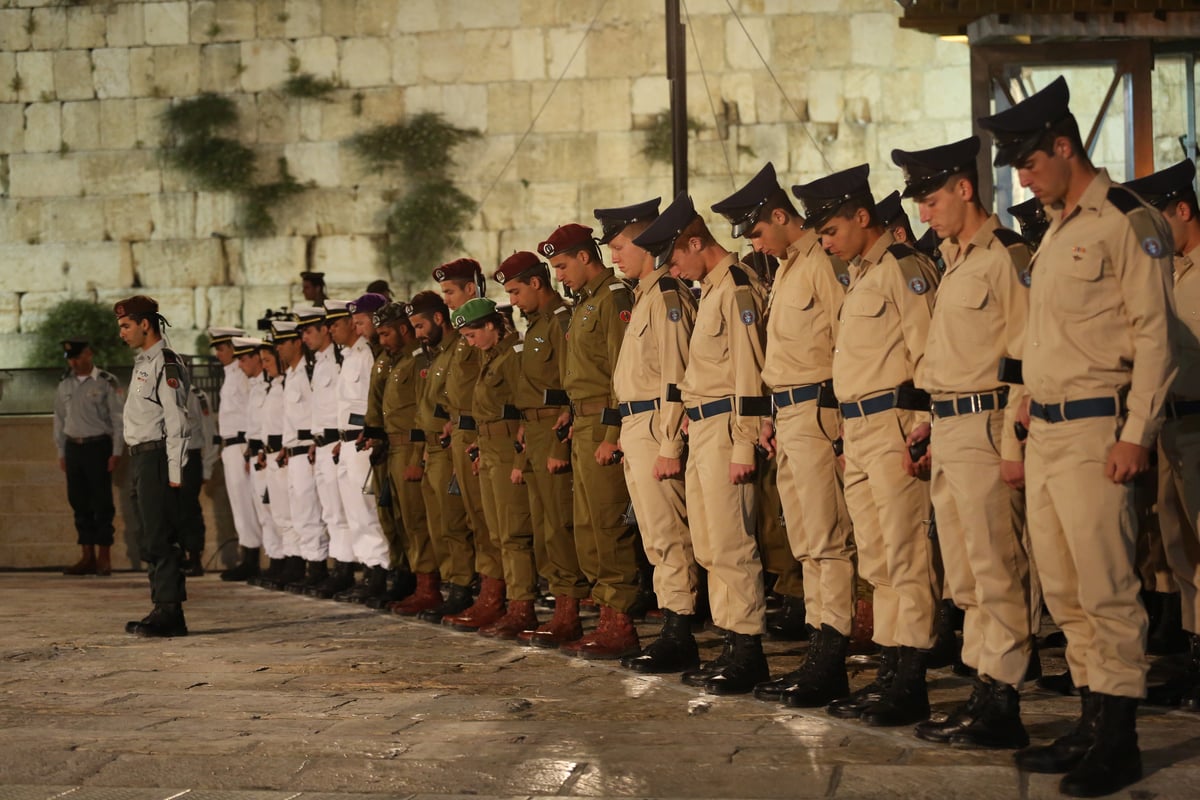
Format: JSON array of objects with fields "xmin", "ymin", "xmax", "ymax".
[
  {"xmin": 233, "ymin": 337, "xmax": 281, "ymax": 587},
  {"xmin": 893, "ymin": 136, "xmax": 1037, "ymax": 749},
  {"xmin": 254, "ymin": 336, "xmax": 304, "ymax": 589},
  {"xmin": 795, "ymin": 165, "xmax": 941, "ymax": 727},
  {"xmin": 709, "ymin": 163, "xmax": 856, "ymax": 707},
  {"xmin": 634, "ymin": 193, "xmax": 772, "ymax": 694},
  {"xmin": 178, "ymin": 355, "xmax": 218, "ymax": 577},
  {"xmin": 114, "ymin": 295, "xmax": 190, "ymax": 637},
  {"xmin": 598, "ymin": 199, "xmax": 703, "ymax": 673},
  {"xmin": 979, "ymin": 77, "xmax": 1176, "ymax": 797},
  {"xmin": 55, "ymin": 338, "xmax": 124, "ymax": 577},
  {"xmin": 540, "ymin": 223, "xmax": 641, "ymax": 659},
  {"xmin": 495, "ymin": 251, "xmax": 591, "ymax": 646},
  {"xmin": 208, "ymin": 326, "xmax": 262, "ymax": 582}
]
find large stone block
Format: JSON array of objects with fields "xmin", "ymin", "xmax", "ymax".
[
  {"xmin": 153, "ymin": 45, "xmax": 202, "ymax": 98},
  {"xmin": 309, "ymin": 188, "xmax": 388, "ymax": 236},
  {"xmin": 416, "ymin": 31, "xmax": 469, "ymax": 83},
  {"xmin": 61, "ymin": 101, "xmax": 101, "ymax": 152},
  {"xmin": 253, "ymin": 0, "xmax": 287, "ymax": 39},
  {"xmin": 849, "ymin": 13, "xmax": 898, "ymax": 68},
  {"xmin": 631, "ymin": 75, "xmax": 667, "ymax": 117},
  {"xmin": 312, "ymin": 235, "xmax": 388, "ymax": 281},
  {"xmin": 390, "ymin": 33, "xmax": 419, "ymax": 85},
  {"xmin": 0, "ymin": 55, "xmax": 17, "ymax": 104},
  {"xmin": 145, "ymin": 1, "xmax": 191, "ymax": 46},
  {"xmin": 582, "ymin": 78, "xmax": 631, "ymax": 133},
  {"xmin": 211, "ymin": 1, "xmax": 258, "ymax": 43},
  {"xmin": 138, "ymin": 287, "xmax": 196, "ymax": 330},
  {"xmin": 0, "ymin": 332, "xmax": 38, "ymax": 367},
  {"xmin": 193, "ymin": 192, "xmax": 241, "ymax": 238},
  {"xmin": 8, "ymin": 153, "xmax": 80, "ymax": 198},
  {"xmin": 0, "ymin": 199, "xmax": 43, "ymax": 247},
  {"xmin": 243, "ymin": 285, "xmax": 294, "ymax": 323},
  {"xmin": 80, "ymin": 151, "xmax": 162, "ymax": 197},
  {"xmin": 720, "ymin": 71, "xmax": 758, "ymax": 125},
  {"xmin": 106, "ymin": 2, "xmax": 145, "ymax": 49},
  {"xmin": 283, "ymin": 141, "xmax": 341, "ymax": 188},
  {"xmin": 204, "ymin": 286, "xmax": 245, "ymax": 329},
  {"xmin": 515, "ymin": 133, "xmax": 598, "ymax": 183},
  {"xmin": 150, "ymin": 193, "xmax": 198, "ymax": 241},
  {"xmin": 103, "ymin": 195, "xmax": 154, "ymax": 241},
  {"xmin": 725, "ymin": 15, "xmax": 770, "ymax": 71},
  {"xmin": 127, "ymin": 47, "xmax": 156, "ymax": 98},
  {"xmin": 530, "ymin": 79, "xmax": 582, "ymax": 133},
  {"xmin": 340, "ymin": 36, "xmax": 391, "ymax": 88},
  {"xmin": 526, "ymin": 181, "xmax": 578, "ymax": 228},
  {"xmin": 133, "ymin": 240, "xmax": 226, "ymax": 289},
  {"xmin": 458, "ymin": 229, "xmax": 498, "ymax": 271},
  {"xmin": 19, "ymin": 290, "xmax": 72, "ymax": 333},
  {"xmin": 487, "ymin": 82, "xmax": 531, "ymax": 135},
  {"xmin": 240, "ymin": 40, "xmax": 293, "ymax": 94},
  {"xmin": 52, "ymin": 50, "xmax": 93, "ymax": 102},
  {"xmin": 256, "ymin": 91, "xmax": 301, "ymax": 145},
  {"xmin": 0, "ymin": 10, "xmax": 31, "ymax": 52},
  {"xmin": 594, "ymin": 131, "xmax": 638, "ymax": 180},
  {"xmin": 0, "ymin": 292, "xmax": 18, "ymax": 334},
  {"xmin": 511, "ymin": 28, "xmax": 545, "ymax": 81},
  {"xmin": 15, "ymin": 51, "xmax": 54, "ymax": 103},
  {"xmin": 922, "ymin": 64, "xmax": 970, "ymax": 122},
  {"xmin": 477, "ymin": 181, "xmax": 523, "ymax": 231},
  {"xmin": 283, "ymin": 0, "xmax": 322, "ymax": 39},
  {"xmin": 41, "ymin": 197, "xmax": 107, "ymax": 244},
  {"xmin": 0, "ymin": 103, "xmax": 24, "ymax": 159},
  {"xmin": 586, "ymin": 23, "xmax": 657, "ymax": 78},
  {"xmin": 354, "ymin": 0, "xmax": 396, "ymax": 36},
  {"xmin": 135, "ymin": 98, "xmax": 169, "ymax": 151},
  {"xmin": 391, "ymin": 0, "xmax": 438, "ymax": 33},
  {"xmin": 98, "ymin": 99, "xmax": 138, "ymax": 151},
  {"xmin": 774, "ymin": 15, "xmax": 848, "ymax": 71},
  {"xmin": 23, "ymin": 103, "xmax": 61, "ymax": 154},
  {"xmin": 92, "ymin": 49, "xmax": 132, "ymax": 99},
  {"xmin": 293, "ymin": 35, "xmax": 338, "ymax": 79},
  {"xmin": 547, "ymin": 27, "xmax": 588, "ymax": 80},
  {"xmin": 29, "ymin": 6, "xmax": 67, "ymax": 51},
  {"xmin": 242, "ymin": 237, "xmax": 308, "ymax": 285},
  {"xmin": 807, "ymin": 69, "xmax": 843, "ymax": 124},
  {"xmin": 65, "ymin": 5, "xmax": 108, "ymax": 50},
  {"xmin": 198, "ymin": 43, "xmax": 241, "ymax": 93},
  {"xmin": 0, "ymin": 242, "xmax": 126, "ymax": 294},
  {"xmin": 441, "ymin": 84, "xmax": 488, "ymax": 133},
  {"xmin": 443, "ymin": 0, "xmax": 519, "ymax": 30},
  {"xmin": 320, "ymin": 0, "xmax": 357, "ymax": 37}
]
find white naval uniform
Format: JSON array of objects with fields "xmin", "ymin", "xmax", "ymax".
[
  {"xmin": 219, "ymin": 360, "xmax": 262, "ymax": 548},
  {"xmin": 284, "ymin": 360, "xmax": 327, "ymax": 561},
  {"xmin": 336, "ymin": 336, "xmax": 390, "ymax": 569},
  {"xmin": 311, "ymin": 344, "xmax": 353, "ymax": 563}
]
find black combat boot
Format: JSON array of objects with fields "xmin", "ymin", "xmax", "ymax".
[
  {"xmin": 251, "ymin": 557, "xmax": 286, "ymax": 588},
  {"xmin": 358, "ymin": 565, "xmax": 390, "ymax": 606},
  {"xmin": 766, "ymin": 595, "xmax": 810, "ymax": 641},
  {"xmin": 1014, "ymin": 686, "xmax": 1101, "ymax": 773},
  {"xmin": 1146, "ymin": 592, "xmax": 1188, "ymax": 656},
  {"xmin": 1038, "ymin": 670, "xmax": 1078, "ymax": 695},
  {"xmin": 915, "ymin": 675, "xmax": 991, "ymax": 743},
  {"xmin": 782, "ymin": 625, "xmax": 851, "ymax": 708},
  {"xmin": 290, "ymin": 560, "xmax": 328, "ymax": 594},
  {"xmin": 366, "ymin": 569, "xmax": 416, "ymax": 610},
  {"xmin": 220, "ymin": 547, "xmax": 261, "ymax": 582},
  {"xmin": 756, "ymin": 625, "xmax": 825, "ymax": 702},
  {"xmin": 827, "ymin": 646, "xmax": 899, "ymax": 719},
  {"xmin": 947, "ymin": 678, "xmax": 1028, "ymax": 749},
  {"xmin": 702, "ymin": 633, "xmax": 770, "ymax": 695},
  {"xmin": 927, "ymin": 600, "xmax": 963, "ymax": 669},
  {"xmin": 125, "ymin": 603, "xmax": 188, "ymax": 638},
  {"xmin": 1182, "ymin": 634, "xmax": 1200, "ymax": 711},
  {"xmin": 621, "ymin": 609, "xmax": 700, "ymax": 674},
  {"xmin": 418, "ymin": 582, "xmax": 473, "ymax": 624},
  {"xmin": 860, "ymin": 645, "xmax": 930, "ymax": 727},
  {"xmin": 1058, "ymin": 694, "xmax": 1142, "ymax": 797},
  {"xmin": 334, "ymin": 564, "xmax": 373, "ymax": 602},
  {"xmin": 682, "ymin": 631, "xmax": 734, "ymax": 687},
  {"xmin": 274, "ymin": 556, "xmax": 307, "ymax": 590},
  {"xmin": 310, "ymin": 560, "xmax": 356, "ymax": 599}
]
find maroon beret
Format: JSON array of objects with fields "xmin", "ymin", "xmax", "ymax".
[
  {"xmin": 493, "ymin": 251, "xmax": 545, "ymax": 285},
  {"xmin": 113, "ymin": 295, "xmax": 158, "ymax": 319},
  {"xmin": 536, "ymin": 224, "xmax": 594, "ymax": 259},
  {"xmin": 432, "ymin": 258, "xmax": 482, "ymax": 283}
]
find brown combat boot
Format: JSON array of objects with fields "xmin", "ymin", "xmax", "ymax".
[
  {"xmin": 63, "ymin": 545, "xmax": 97, "ymax": 575},
  {"xmin": 563, "ymin": 605, "xmax": 641, "ymax": 660},
  {"xmin": 848, "ymin": 597, "xmax": 878, "ymax": 656},
  {"xmin": 443, "ymin": 576, "xmax": 507, "ymax": 631},
  {"xmin": 479, "ymin": 599, "xmax": 539, "ymax": 640},
  {"xmin": 526, "ymin": 596, "xmax": 584, "ymax": 648},
  {"xmin": 390, "ymin": 573, "xmax": 442, "ymax": 616},
  {"xmin": 96, "ymin": 545, "xmax": 112, "ymax": 576}
]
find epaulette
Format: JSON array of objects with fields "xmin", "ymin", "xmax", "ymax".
[
  {"xmin": 552, "ymin": 304, "xmax": 571, "ymax": 336},
  {"xmin": 889, "ymin": 244, "xmax": 937, "ymax": 296},
  {"xmin": 992, "ymin": 227, "xmax": 1026, "ymax": 248},
  {"xmin": 162, "ymin": 348, "xmax": 188, "ymax": 390},
  {"xmin": 333, "ymin": 343, "xmax": 343, "ymax": 366},
  {"xmin": 993, "ymin": 226, "xmax": 1033, "ymax": 283},
  {"xmin": 196, "ymin": 388, "xmax": 211, "ymax": 415},
  {"xmin": 728, "ymin": 263, "xmax": 759, "ymax": 325},
  {"xmin": 657, "ymin": 275, "xmax": 688, "ymax": 322},
  {"xmin": 98, "ymin": 369, "xmax": 119, "ymax": 389},
  {"xmin": 1108, "ymin": 186, "xmax": 1171, "ymax": 259},
  {"xmin": 610, "ymin": 280, "xmax": 634, "ymax": 316}
]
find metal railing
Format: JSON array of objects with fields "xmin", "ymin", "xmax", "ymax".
[{"xmin": 0, "ymin": 362, "xmax": 226, "ymax": 416}]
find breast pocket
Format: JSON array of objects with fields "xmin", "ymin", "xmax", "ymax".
[
  {"xmin": 693, "ymin": 314, "xmax": 728, "ymax": 363},
  {"xmin": 940, "ymin": 276, "xmax": 991, "ymax": 344},
  {"xmin": 1056, "ymin": 248, "xmax": 1114, "ymax": 319},
  {"xmin": 840, "ymin": 290, "xmax": 887, "ymax": 349}
]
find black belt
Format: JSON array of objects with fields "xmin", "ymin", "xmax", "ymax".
[
  {"xmin": 297, "ymin": 428, "xmax": 313, "ymax": 441},
  {"xmin": 1166, "ymin": 400, "xmax": 1200, "ymax": 420},
  {"xmin": 931, "ymin": 388, "xmax": 1009, "ymax": 419},
  {"xmin": 66, "ymin": 434, "xmax": 109, "ymax": 445},
  {"xmin": 287, "ymin": 445, "xmax": 311, "ymax": 456},
  {"xmin": 222, "ymin": 434, "xmax": 246, "ymax": 446},
  {"xmin": 773, "ymin": 382, "xmax": 825, "ymax": 411},
  {"xmin": 267, "ymin": 435, "xmax": 283, "ymax": 451},
  {"xmin": 840, "ymin": 393, "xmax": 896, "ymax": 419},
  {"xmin": 619, "ymin": 399, "xmax": 660, "ymax": 418},
  {"xmin": 129, "ymin": 440, "xmax": 165, "ymax": 455},
  {"xmin": 1030, "ymin": 397, "xmax": 1119, "ymax": 423},
  {"xmin": 339, "ymin": 429, "xmax": 361, "ymax": 442},
  {"xmin": 686, "ymin": 397, "xmax": 733, "ymax": 421},
  {"xmin": 433, "ymin": 404, "xmax": 450, "ymax": 420},
  {"xmin": 313, "ymin": 427, "xmax": 340, "ymax": 446},
  {"xmin": 458, "ymin": 415, "xmax": 477, "ymax": 431},
  {"xmin": 187, "ymin": 447, "xmax": 201, "ymax": 455}
]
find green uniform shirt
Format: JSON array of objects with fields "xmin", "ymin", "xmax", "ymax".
[
  {"xmin": 515, "ymin": 294, "xmax": 572, "ymax": 411},
  {"xmin": 445, "ymin": 327, "xmax": 483, "ymax": 420},
  {"xmin": 414, "ymin": 330, "xmax": 458, "ymax": 434},
  {"xmin": 563, "ymin": 266, "xmax": 633, "ymax": 405},
  {"xmin": 364, "ymin": 348, "xmax": 398, "ymax": 433}
]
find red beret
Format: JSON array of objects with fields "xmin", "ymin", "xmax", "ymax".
[
  {"xmin": 113, "ymin": 295, "xmax": 158, "ymax": 319},
  {"xmin": 432, "ymin": 258, "xmax": 482, "ymax": 283},
  {"xmin": 536, "ymin": 224, "xmax": 594, "ymax": 259},
  {"xmin": 493, "ymin": 251, "xmax": 544, "ymax": 284}
]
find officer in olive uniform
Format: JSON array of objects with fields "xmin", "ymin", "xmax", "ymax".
[
  {"xmin": 894, "ymin": 136, "xmax": 1037, "ymax": 749},
  {"xmin": 495, "ymin": 251, "xmax": 591, "ymax": 646},
  {"xmin": 634, "ymin": 194, "xmax": 772, "ymax": 694},
  {"xmin": 796, "ymin": 165, "xmax": 942, "ymax": 727},
  {"xmin": 600, "ymin": 198, "xmax": 703, "ymax": 674},
  {"xmin": 1125, "ymin": 160, "xmax": 1200, "ymax": 710},
  {"xmin": 710, "ymin": 163, "xmax": 856, "ymax": 707},
  {"xmin": 54, "ymin": 338, "xmax": 124, "ymax": 577},
  {"xmin": 114, "ymin": 295, "xmax": 190, "ymax": 637},
  {"xmin": 539, "ymin": 222, "xmax": 641, "ymax": 659},
  {"xmin": 980, "ymin": 77, "xmax": 1176, "ymax": 797}
]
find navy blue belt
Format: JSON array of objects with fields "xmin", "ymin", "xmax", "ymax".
[
  {"xmin": 1029, "ymin": 397, "xmax": 1118, "ymax": 423},
  {"xmin": 932, "ymin": 388, "xmax": 1009, "ymax": 419},
  {"xmin": 840, "ymin": 393, "xmax": 897, "ymax": 419},
  {"xmin": 1166, "ymin": 400, "xmax": 1200, "ymax": 420},
  {"xmin": 686, "ymin": 397, "xmax": 733, "ymax": 421},
  {"xmin": 619, "ymin": 399, "xmax": 660, "ymax": 418},
  {"xmin": 772, "ymin": 382, "xmax": 830, "ymax": 411}
]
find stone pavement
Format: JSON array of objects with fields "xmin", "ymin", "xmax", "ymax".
[{"xmin": 1, "ymin": 573, "xmax": 1198, "ymax": 800}]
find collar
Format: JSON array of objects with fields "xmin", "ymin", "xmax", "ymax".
[
  {"xmin": 858, "ymin": 230, "xmax": 895, "ymax": 268},
  {"xmin": 700, "ymin": 252, "xmax": 738, "ymax": 288},
  {"xmin": 581, "ymin": 266, "xmax": 617, "ymax": 299},
  {"xmin": 1180, "ymin": 245, "xmax": 1200, "ymax": 281},
  {"xmin": 640, "ymin": 264, "xmax": 673, "ymax": 294},
  {"xmin": 791, "ymin": 228, "xmax": 823, "ymax": 260},
  {"xmin": 137, "ymin": 339, "xmax": 165, "ymax": 362},
  {"xmin": 942, "ymin": 214, "xmax": 1000, "ymax": 270}
]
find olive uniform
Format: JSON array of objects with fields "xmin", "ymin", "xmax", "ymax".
[
  {"xmin": 367, "ymin": 345, "xmax": 404, "ymax": 568},
  {"xmin": 383, "ymin": 342, "xmax": 436, "ymax": 576}
]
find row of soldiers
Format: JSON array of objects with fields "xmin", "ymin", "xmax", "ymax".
[{"xmin": 122, "ymin": 75, "xmax": 1198, "ymax": 800}]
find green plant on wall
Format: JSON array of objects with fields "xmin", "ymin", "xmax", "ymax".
[
  {"xmin": 641, "ymin": 110, "xmax": 705, "ymax": 165},
  {"xmin": 282, "ymin": 73, "xmax": 337, "ymax": 102},
  {"xmin": 27, "ymin": 299, "xmax": 133, "ymax": 369},
  {"xmin": 348, "ymin": 112, "xmax": 480, "ymax": 284},
  {"xmin": 160, "ymin": 93, "xmax": 306, "ymax": 237}
]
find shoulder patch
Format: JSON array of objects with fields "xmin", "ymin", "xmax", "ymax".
[
  {"xmin": 658, "ymin": 275, "xmax": 686, "ymax": 322},
  {"xmin": 1107, "ymin": 186, "xmax": 1171, "ymax": 259},
  {"xmin": 513, "ymin": 343, "xmax": 524, "ymax": 353},
  {"xmin": 98, "ymin": 370, "xmax": 119, "ymax": 388},
  {"xmin": 162, "ymin": 348, "xmax": 181, "ymax": 366},
  {"xmin": 908, "ymin": 277, "xmax": 928, "ymax": 295},
  {"xmin": 994, "ymin": 225, "xmax": 1033, "ymax": 275},
  {"xmin": 891, "ymin": 246, "xmax": 940, "ymax": 297}
]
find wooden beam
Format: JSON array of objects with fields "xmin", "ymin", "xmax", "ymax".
[{"xmin": 1128, "ymin": 39, "xmax": 1155, "ymax": 178}]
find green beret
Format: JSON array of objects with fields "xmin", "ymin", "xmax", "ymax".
[{"xmin": 451, "ymin": 298, "xmax": 497, "ymax": 329}]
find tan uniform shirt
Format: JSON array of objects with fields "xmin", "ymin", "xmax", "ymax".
[
  {"xmin": 563, "ymin": 266, "xmax": 634, "ymax": 445},
  {"xmin": 383, "ymin": 343, "xmax": 428, "ymax": 467},
  {"xmin": 1170, "ymin": 245, "xmax": 1200, "ymax": 400},
  {"xmin": 612, "ymin": 265, "xmax": 695, "ymax": 459},
  {"xmin": 679, "ymin": 253, "xmax": 768, "ymax": 465},
  {"xmin": 1025, "ymin": 169, "xmax": 1176, "ymax": 448},
  {"xmin": 918, "ymin": 214, "xmax": 1031, "ymax": 461},
  {"xmin": 833, "ymin": 231, "xmax": 938, "ymax": 403},
  {"xmin": 762, "ymin": 229, "xmax": 846, "ymax": 391}
]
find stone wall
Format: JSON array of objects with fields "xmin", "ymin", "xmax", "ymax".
[{"xmin": 0, "ymin": 1, "xmax": 1186, "ymax": 369}]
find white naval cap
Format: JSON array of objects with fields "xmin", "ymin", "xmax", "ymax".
[
  {"xmin": 230, "ymin": 336, "xmax": 265, "ymax": 356},
  {"xmin": 207, "ymin": 326, "xmax": 245, "ymax": 346}
]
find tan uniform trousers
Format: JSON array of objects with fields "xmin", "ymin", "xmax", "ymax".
[
  {"xmin": 571, "ymin": 412, "xmax": 639, "ymax": 611},
  {"xmin": 450, "ymin": 427, "xmax": 502, "ymax": 580},
  {"xmin": 775, "ymin": 402, "xmax": 855, "ymax": 635},
  {"xmin": 620, "ymin": 409, "xmax": 697, "ymax": 614},
  {"xmin": 1159, "ymin": 420, "xmax": 1200, "ymax": 632},
  {"xmin": 387, "ymin": 442, "xmax": 436, "ymax": 574},
  {"xmin": 478, "ymin": 423, "xmax": 537, "ymax": 601},
  {"xmin": 420, "ymin": 434, "xmax": 474, "ymax": 587},
  {"xmin": 843, "ymin": 408, "xmax": 938, "ymax": 649},
  {"xmin": 1138, "ymin": 461, "xmax": 1175, "ymax": 593},
  {"xmin": 372, "ymin": 460, "xmax": 403, "ymax": 569},
  {"xmin": 757, "ymin": 457, "xmax": 805, "ymax": 601},
  {"xmin": 523, "ymin": 414, "xmax": 589, "ymax": 599},
  {"xmin": 930, "ymin": 408, "xmax": 1034, "ymax": 686},
  {"xmin": 685, "ymin": 413, "xmax": 766, "ymax": 635},
  {"xmin": 1026, "ymin": 415, "xmax": 1148, "ymax": 698}
]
